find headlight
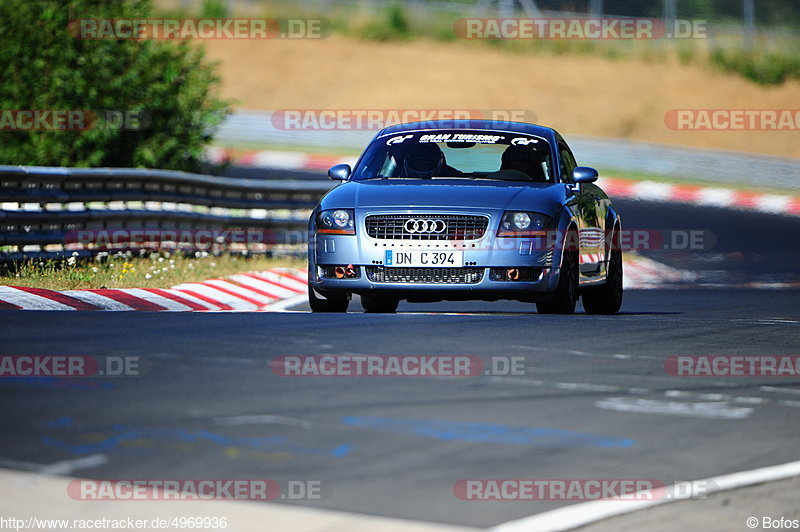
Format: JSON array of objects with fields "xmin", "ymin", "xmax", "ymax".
[
  {"xmin": 497, "ymin": 211, "xmax": 551, "ymax": 237},
  {"xmin": 316, "ymin": 209, "xmax": 355, "ymax": 235},
  {"xmin": 513, "ymin": 212, "xmax": 531, "ymax": 230}
]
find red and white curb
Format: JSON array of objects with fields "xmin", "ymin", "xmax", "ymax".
[
  {"xmin": 0, "ymin": 259, "xmax": 713, "ymax": 311},
  {"xmin": 0, "ymin": 268, "xmax": 308, "ymax": 311},
  {"xmin": 602, "ymin": 178, "xmax": 800, "ymax": 217},
  {"xmin": 622, "ymin": 254, "xmax": 697, "ymax": 289},
  {"xmin": 208, "ymin": 148, "xmax": 800, "ymax": 218},
  {"xmin": 579, "ymin": 253, "xmax": 603, "ymax": 265}
]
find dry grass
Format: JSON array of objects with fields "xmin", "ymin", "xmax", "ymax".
[
  {"xmin": 203, "ymin": 35, "xmax": 800, "ymax": 159},
  {"xmin": 0, "ymin": 251, "xmax": 305, "ymax": 291}
]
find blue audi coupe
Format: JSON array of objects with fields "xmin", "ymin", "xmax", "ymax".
[{"xmin": 308, "ymin": 120, "xmax": 623, "ymax": 314}]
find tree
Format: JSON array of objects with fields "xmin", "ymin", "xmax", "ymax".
[{"xmin": 0, "ymin": 0, "xmax": 230, "ymax": 171}]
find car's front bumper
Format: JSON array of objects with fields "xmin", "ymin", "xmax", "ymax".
[{"xmin": 309, "ymin": 209, "xmax": 564, "ymax": 302}]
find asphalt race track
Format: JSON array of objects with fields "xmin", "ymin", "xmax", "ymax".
[{"xmin": 1, "ymin": 194, "xmax": 799, "ymax": 528}]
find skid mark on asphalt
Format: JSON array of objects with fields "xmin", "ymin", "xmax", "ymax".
[
  {"xmin": 590, "ymin": 316, "xmax": 800, "ymax": 328},
  {"xmin": 509, "ymin": 345, "xmax": 658, "ymax": 361},
  {"xmin": 595, "ymin": 397, "xmax": 754, "ymax": 419},
  {"xmin": 211, "ymin": 415, "xmax": 313, "ymax": 429},
  {"xmin": 486, "ymin": 376, "xmax": 632, "ymax": 393},
  {"xmin": 730, "ymin": 318, "xmax": 800, "ymax": 325},
  {"xmin": 488, "ymin": 376, "xmax": 660, "ymax": 395},
  {"xmin": 761, "ymin": 386, "xmax": 800, "ymax": 396},
  {"xmin": 486, "ymin": 376, "xmax": 800, "ymax": 413},
  {"xmin": 341, "ymin": 416, "xmax": 634, "ymax": 448}
]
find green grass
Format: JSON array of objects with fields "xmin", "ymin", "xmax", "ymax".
[
  {"xmin": 710, "ymin": 47, "xmax": 800, "ymax": 85},
  {"xmin": 0, "ymin": 251, "xmax": 305, "ymax": 291}
]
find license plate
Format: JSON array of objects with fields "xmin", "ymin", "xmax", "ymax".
[{"xmin": 385, "ymin": 250, "xmax": 463, "ymax": 267}]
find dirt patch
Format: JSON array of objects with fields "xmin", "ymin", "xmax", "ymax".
[{"xmin": 204, "ymin": 36, "xmax": 800, "ymax": 159}]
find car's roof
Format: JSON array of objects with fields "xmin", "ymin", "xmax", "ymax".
[{"xmin": 376, "ymin": 120, "xmax": 555, "ymax": 139}]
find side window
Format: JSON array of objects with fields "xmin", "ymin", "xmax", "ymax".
[{"xmin": 558, "ymin": 144, "xmax": 577, "ymax": 183}]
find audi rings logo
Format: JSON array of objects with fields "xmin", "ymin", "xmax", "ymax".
[{"xmin": 404, "ymin": 219, "xmax": 447, "ymax": 234}]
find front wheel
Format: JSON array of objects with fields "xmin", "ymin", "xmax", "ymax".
[
  {"xmin": 536, "ymin": 247, "xmax": 578, "ymax": 315},
  {"xmin": 360, "ymin": 294, "xmax": 399, "ymax": 313},
  {"xmin": 308, "ymin": 286, "xmax": 349, "ymax": 313},
  {"xmin": 581, "ymin": 248, "xmax": 623, "ymax": 314}
]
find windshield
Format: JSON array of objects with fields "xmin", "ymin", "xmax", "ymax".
[{"xmin": 352, "ymin": 130, "xmax": 554, "ymax": 182}]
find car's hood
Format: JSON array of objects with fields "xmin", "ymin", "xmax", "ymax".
[{"xmin": 320, "ymin": 179, "xmax": 567, "ymax": 215}]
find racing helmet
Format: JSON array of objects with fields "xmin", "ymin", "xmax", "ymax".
[
  {"xmin": 501, "ymin": 144, "xmax": 546, "ymax": 181},
  {"xmin": 403, "ymin": 143, "xmax": 444, "ymax": 178}
]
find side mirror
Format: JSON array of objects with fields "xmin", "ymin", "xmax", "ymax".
[
  {"xmin": 573, "ymin": 166, "xmax": 599, "ymax": 184},
  {"xmin": 328, "ymin": 164, "xmax": 351, "ymax": 181}
]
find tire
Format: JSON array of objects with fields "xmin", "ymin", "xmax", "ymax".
[
  {"xmin": 536, "ymin": 244, "xmax": 579, "ymax": 315},
  {"xmin": 308, "ymin": 286, "xmax": 349, "ymax": 313},
  {"xmin": 581, "ymin": 247, "xmax": 623, "ymax": 315},
  {"xmin": 360, "ymin": 293, "xmax": 399, "ymax": 313}
]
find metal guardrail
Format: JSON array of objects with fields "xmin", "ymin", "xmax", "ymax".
[{"xmin": 0, "ymin": 165, "xmax": 334, "ymax": 261}]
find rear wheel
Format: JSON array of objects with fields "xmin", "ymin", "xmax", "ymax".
[
  {"xmin": 581, "ymin": 247, "xmax": 623, "ymax": 314},
  {"xmin": 536, "ymin": 245, "xmax": 578, "ymax": 315},
  {"xmin": 308, "ymin": 286, "xmax": 349, "ymax": 313},
  {"xmin": 360, "ymin": 294, "xmax": 400, "ymax": 313}
]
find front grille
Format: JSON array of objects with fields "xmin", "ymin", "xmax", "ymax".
[
  {"xmin": 366, "ymin": 267, "xmax": 484, "ymax": 284},
  {"xmin": 365, "ymin": 214, "xmax": 489, "ymax": 241}
]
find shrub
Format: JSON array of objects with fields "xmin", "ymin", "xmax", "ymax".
[
  {"xmin": 0, "ymin": 0, "xmax": 231, "ymax": 170},
  {"xmin": 710, "ymin": 47, "xmax": 800, "ymax": 85},
  {"xmin": 358, "ymin": 5, "xmax": 411, "ymax": 42}
]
